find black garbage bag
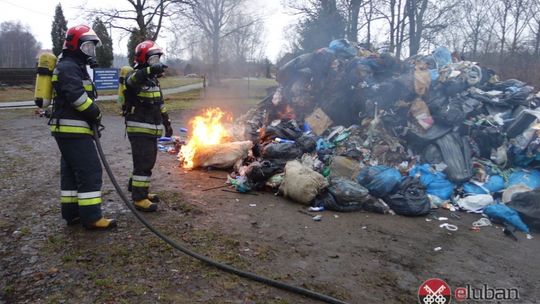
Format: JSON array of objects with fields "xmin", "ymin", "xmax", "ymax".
[
  {"xmin": 431, "ymin": 96, "xmax": 466, "ymax": 127},
  {"xmin": 262, "ymin": 142, "xmax": 303, "ymax": 160},
  {"xmin": 443, "ymin": 78, "xmax": 468, "ymax": 96},
  {"xmin": 383, "ymin": 176, "xmax": 431, "ymax": 216},
  {"xmin": 260, "ymin": 120, "xmax": 303, "ymax": 142},
  {"xmin": 470, "ymin": 127, "xmax": 505, "ymax": 158},
  {"xmin": 502, "ymin": 86, "xmax": 534, "ymax": 106},
  {"xmin": 507, "ymin": 190, "xmax": 540, "ymax": 233},
  {"xmin": 490, "ymin": 79, "xmax": 526, "ymax": 91},
  {"xmin": 245, "ymin": 160, "xmax": 284, "ymax": 189},
  {"xmin": 329, "ymin": 178, "xmax": 370, "ymax": 204},
  {"xmin": 296, "ymin": 134, "xmax": 317, "ymax": 153},
  {"xmin": 435, "ymin": 131, "xmax": 472, "ymax": 183},
  {"xmin": 313, "ymin": 177, "xmax": 369, "ymax": 212}
]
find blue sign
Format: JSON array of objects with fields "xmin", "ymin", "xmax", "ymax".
[{"xmin": 93, "ymin": 68, "xmax": 119, "ymax": 90}]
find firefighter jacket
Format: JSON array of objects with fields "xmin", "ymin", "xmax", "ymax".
[
  {"xmin": 123, "ymin": 67, "xmax": 170, "ymax": 137},
  {"xmin": 49, "ymin": 53, "xmax": 101, "ymax": 137}
]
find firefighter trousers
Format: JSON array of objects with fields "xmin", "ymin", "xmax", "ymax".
[
  {"xmin": 128, "ymin": 136, "xmax": 158, "ymax": 201},
  {"xmin": 55, "ymin": 137, "xmax": 103, "ymax": 225}
]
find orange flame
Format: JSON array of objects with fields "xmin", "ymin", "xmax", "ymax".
[{"xmin": 179, "ymin": 107, "xmax": 230, "ymax": 168}]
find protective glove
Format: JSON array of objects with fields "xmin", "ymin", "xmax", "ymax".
[
  {"xmin": 165, "ymin": 124, "xmax": 173, "ymax": 137},
  {"xmin": 162, "ymin": 112, "xmax": 173, "ymax": 137},
  {"xmin": 149, "ymin": 63, "xmax": 168, "ymax": 76}
]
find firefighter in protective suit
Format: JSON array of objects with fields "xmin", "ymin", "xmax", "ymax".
[
  {"xmin": 49, "ymin": 25, "xmax": 116, "ymax": 229},
  {"xmin": 123, "ymin": 40, "xmax": 173, "ymax": 212}
]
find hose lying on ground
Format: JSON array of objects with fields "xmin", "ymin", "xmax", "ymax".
[{"xmin": 92, "ymin": 125, "xmax": 348, "ymax": 304}]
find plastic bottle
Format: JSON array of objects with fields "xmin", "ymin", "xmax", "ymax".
[{"xmin": 274, "ymin": 137, "xmax": 295, "ymax": 144}]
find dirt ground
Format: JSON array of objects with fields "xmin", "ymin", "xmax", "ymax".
[{"xmin": 1, "ymin": 86, "xmax": 540, "ymax": 304}]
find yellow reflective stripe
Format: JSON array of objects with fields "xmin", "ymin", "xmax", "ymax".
[
  {"xmin": 78, "ymin": 197, "xmax": 102, "ymax": 206},
  {"xmin": 126, "ymin": 126, "xmax": 163, "ymax": 135},
  {"xmin": 132, "ymin": 180, "xmax": 150, "ymax": 187},
  {"xmin": 161, "ymin": 106, "xmax": 167, "ymax": 113},
  {"xmin": 61, "ymin": 196, "xmax": 78, "ymax": 203},
  {"xmin": 52, "ymin": 75, "xmax": 58, "ymax": 82},
  {"xmin": 138, "ymin": 91, "xmax": 161, "ymax": 98},
  {"xmin": 84, "ymin": 84, "xmax": 93, "ymax": 91},
  {"xmin": 50, "ymin": 125, "xmax": 94, "ymax": 135},
  {"xmin": 75, "ymin": 98, "xmax": 93, "ymax": 111}
]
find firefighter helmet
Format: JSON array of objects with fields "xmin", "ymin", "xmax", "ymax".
[
  {"xmin": 63, "ymin": 25, "xmax": 102, "ymax": 56},
  {"xmin": 134, "ymin": 40, "xmax": 163, "ymax": 67}
]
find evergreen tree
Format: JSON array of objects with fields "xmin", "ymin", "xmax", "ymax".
[
  {"xmin": 127, "ymin": 26, "xmax": 155, "ymax": 66},
  {"xmin": 92, "ymin": 18, "xmax": 113, "ymax": 67},
  {"xmin": 51, "ymin": 3, "xmax": 68, "ymax": 56}
]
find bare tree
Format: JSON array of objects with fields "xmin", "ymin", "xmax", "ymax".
[
  {"xmin": 179, "ymin": 0, "xmax": 258, "ymax": 85},
  {"xmin": 340, "ymin": 0, "xmax": 364, "ymax": 42},
  {"xmin": 509, "ymin": 0, "xmax": 531, "ymax": 54},
  {"xmin": 494, "ymin": 0, "xmax": 513, "ymax": 57},
  {"xmin": 87, "ymin": 0, "xmax": 192, "ymax": 40},
  {"xmin": 529, "ymin": 0, "xmax": 540, "ymax": 56},
  {"xmin": 405, "ymin": 0, "xmax": 458, "ymax": 56}
]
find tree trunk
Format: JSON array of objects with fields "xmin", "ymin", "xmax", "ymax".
[
  {"xmin": 210, "ymin": 33, "xmax": 220, "ymax": 86},
  {"xmin": 389, "ymin": 0, "xmax": 396, "ymax": 52},
  {"xmin": 407, "ymin": 0, "xmax": 417, "ymax": 56},
  {"xmin": 347, "ymin": 0, "xmax": 361, "ymax": 42}
]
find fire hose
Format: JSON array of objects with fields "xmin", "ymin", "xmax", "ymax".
[{"xmin": 92, "ymin": 125, "xmax": 348, "ymax": 304}]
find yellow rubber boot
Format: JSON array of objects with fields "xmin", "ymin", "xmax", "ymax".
[
  {"xmin": 134, "ymin": 199, "xmax": 158, "ymax": 212},
  {"xmin": 84, "ymin": 217, "xmax": 117, "ymax": 230},
  {"xmin": 147, "ymin": 193, "xmax": 160, "ymax": 203}
]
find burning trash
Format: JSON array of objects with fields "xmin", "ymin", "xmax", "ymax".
[
  {"xmin": 178, "ymin": 107, "xmax": 252, "ymax": 169},
  {"xmin": 176, "ymin": 40, "xmax": 540, "ymax": 236}
]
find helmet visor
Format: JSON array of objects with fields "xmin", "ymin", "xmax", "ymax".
[
  {"xmin": 147, "ymin": 54, "xmax": 161, "ymax": 65},
  {"xmin": 80, "ymin": 41, "xmax": 97, "ymax": 57}
]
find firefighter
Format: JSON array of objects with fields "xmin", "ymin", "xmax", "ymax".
[
  {"xmin": 49, "ymin": 25, "xmax": 116, "ymax": 229},
  {"xmin": 123, "ymin": 40, "xmax": 173, "ymax": 212}
]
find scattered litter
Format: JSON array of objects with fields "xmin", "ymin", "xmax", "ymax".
[
  {"xmin": 433, "ymin": 247, "xmax": 442, "ymax": 251},
  {"xmin": 439, "ymin": 223, "xmax": 458, "ymax": 231},
  {"xmin": 438, "ymin": 217, "xmax": 449, "ymax": 221},
  {"xmin": 312, "ymin": 215, "xmax": 322, "ymax": 221},
  {"xmin": 472, "ymin": 218, "xmax": 492, "ymax": 227},
  {"xmin": 249, "ymin": 204, "xmax": 257, "ymax": 207},
  {"xmin": 309, "ymin": 206, "xmax": 325, "ymax": 212}
]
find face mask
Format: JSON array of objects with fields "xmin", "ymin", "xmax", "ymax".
[
  {"xmin": 80, "ymin": 41, "xmax": 97, "ymax": 57},
  {"xmin": 147, "ymin": 55, "xmax": 161, "ymax": 65}
]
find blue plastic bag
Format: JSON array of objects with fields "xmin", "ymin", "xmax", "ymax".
[
  {"xmin": 463, "ymin": 175, "xmax": 506, "ymax": 194},
  {"xmin": 483, "ymin": 204, "xmax": 530, "ymax": 233},
  {"xmin": 433, "ymin": 46, "xmax": 452, "ymax": 68},
  {"xmin": 357, "ymin": 166, "xmax": 401, "ymax": 197},
  {"xmin": 508, "ymin": 170, "xmax": 540, "ymax": 189},
  {"xmin": 409, "ymin": 164, "xmax": 454, "ymax": 200}
]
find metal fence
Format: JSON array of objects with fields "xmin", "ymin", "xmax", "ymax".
[{"xmin": 0, "ymin": 68, "xmax": 35, "ymax": 86}]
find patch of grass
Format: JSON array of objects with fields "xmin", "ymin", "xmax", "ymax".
[
  {"xmin": 4, "ymin": 284, "xmax": 14, "ymax": 295},
  {"xmin": 97, "ymin": 89, "xmax": 202, "ymax": 115},
  {"xmin": 159, "ymin": 76, "xmax": 202, "ymax": 89},
  {"xmin": 19, "ymin": 226, "xmax": 30, "ymax": 236},
  {"xmin": 0, "ymin": 77, "xmax": 202, "ymax": 102},
  {"xmin": 0, "ymin": 85, "xmax": 34, "ymax": 102},
  {"xmin": 94, "ymin": 277, "xmax": 113, "ymax": 288}
]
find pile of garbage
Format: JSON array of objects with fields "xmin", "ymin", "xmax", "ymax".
[{"xmin": 198, "ymin": 45, "xmax": 540, "ymax": 236}]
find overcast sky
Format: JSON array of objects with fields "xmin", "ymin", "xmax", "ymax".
[{"xmin": 0, "ymin": 0, "xmax": 297, "ymax": 61}]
